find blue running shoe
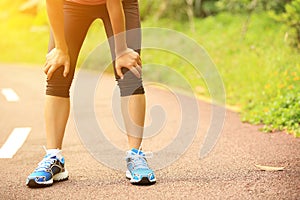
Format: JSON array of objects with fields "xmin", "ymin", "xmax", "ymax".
[
  {"xmin": 26, "ymin": 149, "xmax": 68, "ymax": 188},
  {"xmin": 126, "ymin": 148, "xmax": 156, "ymax": 185}
]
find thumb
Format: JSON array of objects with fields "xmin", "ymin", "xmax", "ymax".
[
  {"xmin": 63, "ymin": 60, "xmax": 70, "ymax": 77},
  {"xmin": 116, "ymin": 65, "xmax": 124, "ymax": 79}
]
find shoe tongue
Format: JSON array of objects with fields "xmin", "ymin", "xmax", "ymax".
[
  {"xmin": 44, "ymin": 154, "xmax": 56, "ymax": 160},
  {"xmin": 131, "ymin": 148, "xmax": 145, "ymax": 156}
]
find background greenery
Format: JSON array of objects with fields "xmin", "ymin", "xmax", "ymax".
[{"xmin": 0, "ymin": 0, "xmax": 299, "ymax": 137}]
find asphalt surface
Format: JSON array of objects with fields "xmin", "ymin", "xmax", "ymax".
[{"xmin": 0, "ymin": 64, "xmax": 299, "ymax": 200}]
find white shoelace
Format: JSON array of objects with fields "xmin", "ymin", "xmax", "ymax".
[
  {"xmin": 127, "ymin": 147, "xmax": 153, "ymax": 170},
  {"xmin": 35, "ymin": 155, "xmax": 56, "ymax": 172},
  {"xmin": 35, "ymin": 146, "xmax": 60, "ymax": 172}
]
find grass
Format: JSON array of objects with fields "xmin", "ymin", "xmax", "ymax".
[
  {"xmin": 140, "ymin": 13, "xmax": 300, "ymax": 137},
  {"xmin": 0, "ymin": 2, "xmax": 299, "ymax": 137}
]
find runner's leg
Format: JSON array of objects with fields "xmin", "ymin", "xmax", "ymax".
[
  {"xmin": 102, "ymin": 0, "xmax": 145, "ymax": 149},
  {"xmin": 45, "ymin": 2, "xmax": 96, "ymax": 149}
]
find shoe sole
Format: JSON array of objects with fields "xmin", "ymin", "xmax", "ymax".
[
  {"xmin": 131, "ymin": 177, "xmax": 156, "ymax": 185},
  {"xmin": 26, "ymin": 170, "xmax": 69, "ymax": 188},
  {"xmin": 53, "ymin": 170, "xmax": 69, "ymax": 181},
  {"xmin": 126, "ymin": 170, "xmax": 156, "ymax": 185}
]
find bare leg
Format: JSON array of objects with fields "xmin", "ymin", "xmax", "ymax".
[
  {"xmin": 121, "ymin": 94, "xmax": 146, "ymax": 149},
  {"xmin": 44, "ymin": 95, "xmax": 70, "ymax": 149}
]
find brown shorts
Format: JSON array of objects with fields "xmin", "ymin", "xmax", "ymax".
[{"xmin": 46, "ymin": 0, "xmax": 144, "ymax": 97}]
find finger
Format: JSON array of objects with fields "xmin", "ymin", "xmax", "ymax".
[
  {"xmin": 135, "ymin": 64, "xmax": 142, "ymax": 75},
  {"xmin": 133, "ymin": 53, "xmax": 141, "ymax": 65},
  {"xmin": 47, "ymin": 67, "xmax": 56, "ymax": 80},
  {"xmin": 137, "ymin": 56, "xmax": 142, "ymax": 66},
  {"xmin": 43, "ymin": 62, "xmax": 51, "ymax": 75},
  {"xmin": 130, "ymin": 66, "xmax": 141, "ymax": 78},
  {"xmin": 63, "ymin": 61, "xmax": 70, "ymax": 77},
  {"xmin": 116, "ymin": 65, "xmax": 124, "ymax": 79}
]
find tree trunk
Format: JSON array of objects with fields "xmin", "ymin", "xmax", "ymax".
[
  {"xmin": 186, "ymin": 0, "xmax": 195, "ymax": 32},
  {"xmin": 194, "ymin": 0, "xmax": 203, "ymax": 17},
  {"xmin": 154, "ymin": 1, "xmax": 169, "ymax": 20}
]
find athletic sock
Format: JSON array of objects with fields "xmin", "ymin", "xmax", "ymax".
[{"xmin": 46, "ymin": 148, "xmax": 62, "ymax": 157}]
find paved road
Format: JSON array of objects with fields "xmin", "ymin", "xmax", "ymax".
[{"xmin": 0, "ymin": 64, "xmax": 299, "ymax": 199}]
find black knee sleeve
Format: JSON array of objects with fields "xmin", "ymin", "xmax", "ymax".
[
  {"xmin": 46, "ymin": 67, "xmax": 73, "ymax": 98},
  {"xmin": 117, "ymin": 68, "xmax": 145, "ymax": 97}
]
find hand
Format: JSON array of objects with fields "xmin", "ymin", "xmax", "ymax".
[
  {"xmin": 43, "ymin": 48, "xmax": 70, "ymax": 80},
  {"xmin": 115, "ymin": 48, "xmax": 142, "ymax": 79}
]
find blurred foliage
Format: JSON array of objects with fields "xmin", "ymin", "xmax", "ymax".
[
  {"xmin": 139, "ymin": 0, "xmax": 188, "ymax": 21},
  {"xmin": 139, "ymin": 0, "xmax": 291, "ymax": 21},
  {"xmin": 270, "ymin": 0, "xmax": 300, "ymax": 49},
  {"xmin": 0, "ymin": 0, "xmax": 49, "ymax": 63},
  {"xmin": 216, "ymin": 0, "xmax": 291, "ymax": 13},
  {"xmin": 140, "ymin": 0, "xmax": 299, "ymax": 49},
  {"xmin": 243, "ymin": 68, "xmax": 300, "ymax": 137}
]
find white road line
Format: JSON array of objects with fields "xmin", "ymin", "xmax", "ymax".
[
  {"xmin": 0, "ymin": 127, "xmax": 31, "ymax": 158},
  {"xmin": 1, "ymin": 88, "xmax": 20, "ymax": 102}
]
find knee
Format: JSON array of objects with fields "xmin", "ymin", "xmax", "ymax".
[
  {"xmin": 117, "ymin": 69, "xmax": 145, "ymax": 97},
  {"xmin": 46, "ymin": 67, "xmax": 73, "ymax": 98}
]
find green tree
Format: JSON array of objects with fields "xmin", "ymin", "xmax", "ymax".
[
  {"xmin": 270, "ymin": 0, "xmax": 300, "ymax": 48},
  {"xmin": 216, "ymin": 0, "xmax": 291, "ymax": 13}
]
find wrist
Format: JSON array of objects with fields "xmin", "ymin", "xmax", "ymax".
[
  {"xmin": 116, "ymin": 47, "xmax": 133, "ymax": 58},
  {"xmin": 115, "ymin": 44, "xmax": 128, "ymax": 55},
  {"xmin": 55, "ymin": 46, "xmax": 68, "ymax": 54},
  {"xmin": 55, "ymin": 41, "xmax": 68, "ymax": 53}
]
